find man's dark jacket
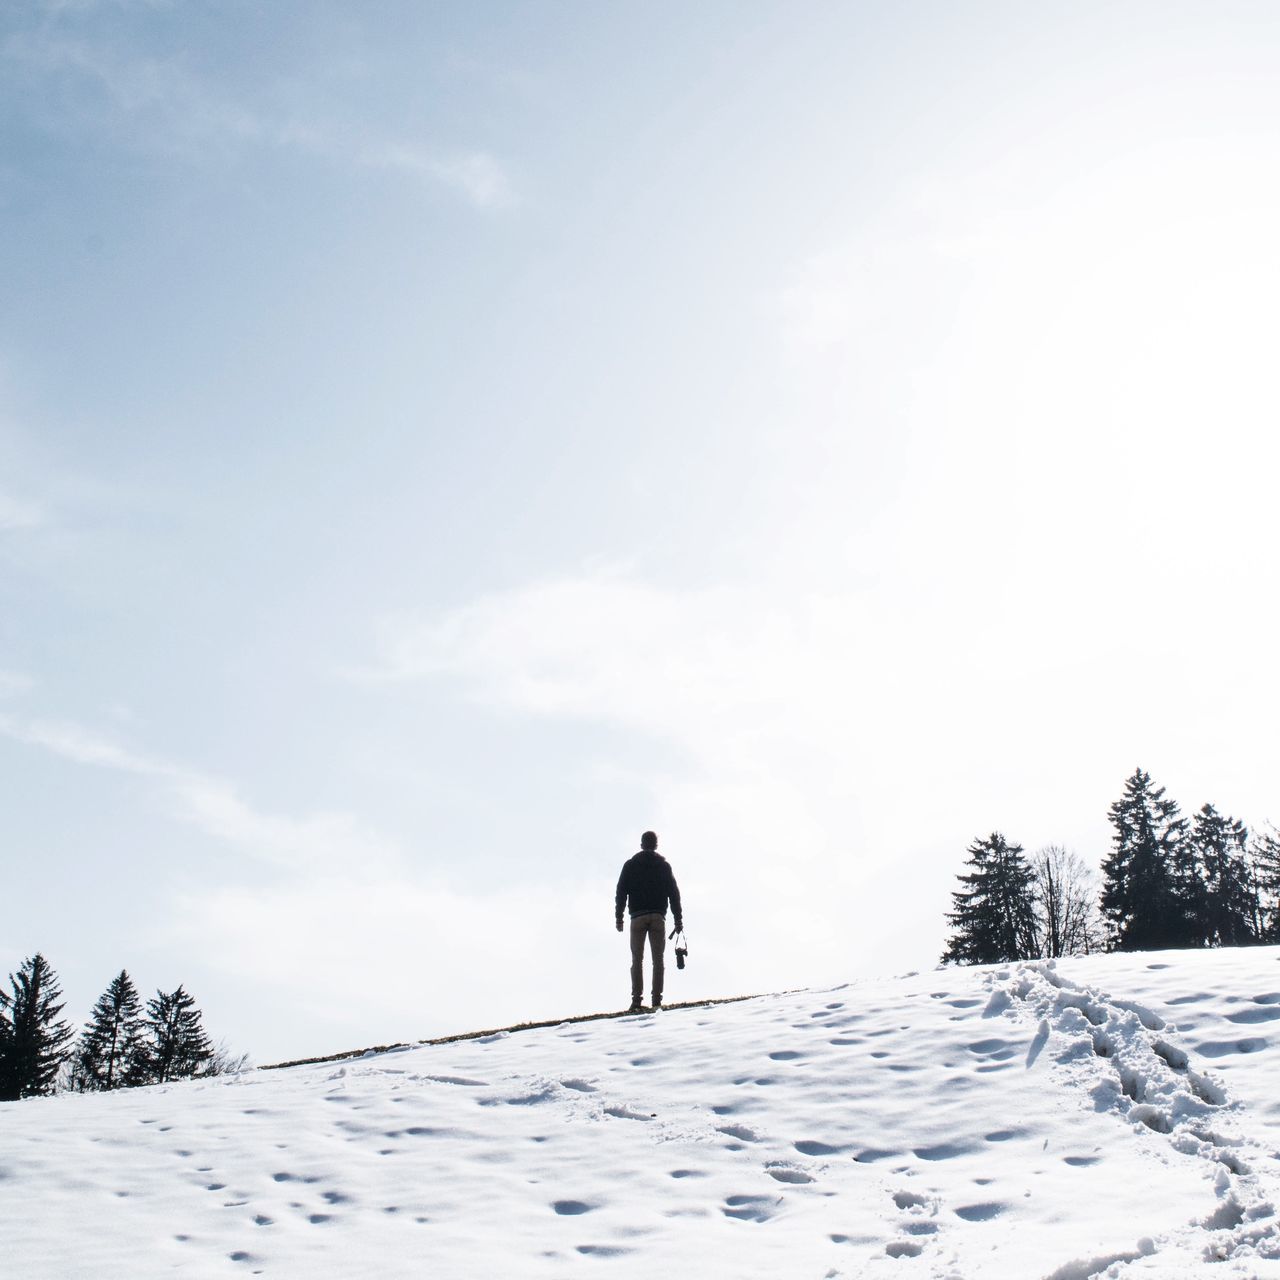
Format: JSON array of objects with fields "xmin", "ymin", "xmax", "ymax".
[{"xmin": 616, "ymin": 851, "xmax": 683, "ymax": 927}]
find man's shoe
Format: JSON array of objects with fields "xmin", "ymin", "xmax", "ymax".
[
  {"xmin": 651, "ymin": 996, "xmax": 662, "ymax": 1010},
  {"xmin": 628, "ymin": 998, "xmax": 644, "ymax": 1013}
]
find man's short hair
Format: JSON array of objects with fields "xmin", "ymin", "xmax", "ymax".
[{"xmin": 640, "ymin": 830, "xmax": 658, "ymax": 850}]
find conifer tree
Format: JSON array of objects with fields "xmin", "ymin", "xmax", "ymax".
[
  {"xmin": 941, "ymin": 832, "xmax": 1039, "ymax": 965},
  {"xmin": 0, "ymin": 954, "xmax": 73, "ymax": 1100},
  {"xmin": 1191, "ymin": 803, "xmax": 1254, "ymax": 947},
  {"xmin": 141, "ymin": 986, "xmax": 214, "ymax": 1084},
  {"xmin": 1100, "ymin": 769, "xmax": 1187, "ymax": 951},
  {"xmin": 70, "ymin": 970, "xmax": 147, "ymax": 1092},
  {"xmin": 1250, "ymin": 824, "xmax": 1280, "ymax": 943}
]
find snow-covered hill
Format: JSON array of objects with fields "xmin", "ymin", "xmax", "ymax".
[{"xmin": 5, "ymin": 948, "xmax": 1280, "ymax": 1278}]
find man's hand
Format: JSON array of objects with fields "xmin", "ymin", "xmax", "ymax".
[{"xmin": 616, "ymin": 918, "xmax": 624, "ymax": 932}]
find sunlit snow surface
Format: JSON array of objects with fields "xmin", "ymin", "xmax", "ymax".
[{"xmin": 6, "ymin": 949, "xmax": 1280, "ymax": 1278}]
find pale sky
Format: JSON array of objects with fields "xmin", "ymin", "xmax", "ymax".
[{"xmin": 2, "ymin": 1, "xmax": 1278, "ymax": 1063}]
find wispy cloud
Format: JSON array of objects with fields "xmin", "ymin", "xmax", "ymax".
[
  {"xmin": 2, "ymin": 30, "xmax": 515, "ymax": 209},
  {"xmin": 0, "ymin": 711, "xmax": 399, "ymax": 872},
  {"xmin": 0, "ymin": 491, "xmax": 46, "ymax": 531},
  {"xmin": 0, "ymin": 668, "xmax": 33, "ymax": 698},
  {"xmin": 361, "ymin": 142, "xmax": 513, "ymax": 210},
  {"xmin": 353, "ymin": 577, "xmax": 836, "ymax": 761}
]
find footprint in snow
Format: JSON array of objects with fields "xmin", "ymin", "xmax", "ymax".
[
  {"xmin": 954, "ymin": 1202, "xmax": 1006, "ymax": 1222},
  {"xmin": 966, "ymin": 1038, "xmax": 1017, "ymax": 1060},
  {"xmin": 721, "ymin": 1194, "xmax": 777, "ymax": 1223},
  {"xmin": 885, "ymin": 1240, "xmax": 924, "ymax": 1258},
  {"xmin": 1225, "ymin": 1007, "xmax": 1280, "ymax": 1025},
  {"xmin": 892, "ymin": 1190, "xmax": 933, "ymax": 1211},
  {"xmin": 888, "ymin": 1187, "xmax": 941, "ymax": 1254},
  {"xmin": 913, "ymin": 1142, "xmax": 979, "ymax": 1161},
  {"xmin": 794, "ymin": 1140, "xmax": 847, "ymax": 1156},
  {"xmin": 552, "ymin": 1200, "xmax": 597, "ymax": 1216}
]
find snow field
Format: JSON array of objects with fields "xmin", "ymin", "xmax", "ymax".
[{"xmin": 4, "ymin": 948, "xmax": 1280, "ymax": 1277}]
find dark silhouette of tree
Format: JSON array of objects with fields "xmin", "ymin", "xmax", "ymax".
[
  {"xmin": 1100, "ymin": 769, "xmax": 1188, "ymax": 950},
  {"xmin": 1250, "ymin": 824, "xmax": 1280, "ymax": 943},
  {"xmin": 942, "ymin": 832, "xmax": 1039, "ymax": 965},
  {"xmin": 1191, "ymin": 803, "xmax": 1255, "ymax": 947},
  {"xmin": 70, "ymin": 970, "xmax": 147, "ymax": 1092},
  {"xmin": 1031, "ymin": 846, "xmax": 1099, "ymax": 957},
  {"xmin": 0, "ymin": 954, "xmax": 73, "ymax": 1101},
  {"xmin": 1168, "ymin": 819, "xmax": 1210, "ymax": 947},
  {"xmin": 141, "ymin": 986, "xmax": 214, "ymax": 1084}
]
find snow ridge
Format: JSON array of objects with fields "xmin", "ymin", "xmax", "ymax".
[{"xmin": 7, "ymin": 948, "xmax": 1280, "ymax": 1278}]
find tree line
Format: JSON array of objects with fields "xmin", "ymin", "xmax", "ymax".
[
  {"xmin": 942, "ymin": 768, "xmax": 1280, "ymax": 966},
  {"xmin": 0, "ymin": 953, "xmax": 244, "ymax": 1101}
]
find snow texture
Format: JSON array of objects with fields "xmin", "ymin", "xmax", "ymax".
[{"xmin": 5, "ymin": 947, "xmax": 1280, "ymax": 1276}]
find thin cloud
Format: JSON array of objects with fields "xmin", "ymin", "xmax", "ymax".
[
  {"xmin": 363, "ymin": 142, "xmax": 514, "ymax": 210},
  {"xmin": 355, "ymin": 576, "xmax": 889, "ymax": 767},
  {"xmin": 3, "ymin": 30, "xmax": 515, "ymax": 209},
  {"xmin": 0, "ymin": 711, "xmax": 399, "ymax": 872},
  {"xmin": 0, "ymin": 669, "xmax": 34, "ymax": 698},
  {"xmin": 0, "ymin": 492, "xmax": 46, "ymax": 531}
]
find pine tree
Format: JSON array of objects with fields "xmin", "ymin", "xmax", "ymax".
[
  {"xmin": 1100, "ymin": 769, "xmax": 1188, "ymax": 951},
  {"xmin": 0, "ymin": 954, "xmax": 74, "ymax": 1100},
  {"xmin": 1191, "ymin": 803, "xmax": 1254, "ymax": 947},
  {"xmin": 1167, "ymin": 826, "xmax": 1209, "ymax": 948},
  {"xmin": 1250, "ymin": 824, "xmax": 1280, "ymax": 943},
  {"xmin": 70, "ymin": 970, "xmax": 147, "ymax": 1092},
  {"xmin": 941, "ymin": 832, "xmax": 1039, "ymax": 965},
  {"xmin": 141, "ymin": 986, "xmax": 214, "ymax": 1084}
]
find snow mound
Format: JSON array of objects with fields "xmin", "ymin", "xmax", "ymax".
[{"xmin": 6, "ymin": 948, "xmax": 1280, "ymax": 1277}]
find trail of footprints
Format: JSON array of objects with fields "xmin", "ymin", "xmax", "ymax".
[
  {"xmin": 995, "ymin": 961, "xmax": 1280, "ymax": 1267},
  {"xmin": 701, "ymin": 971, "xmax": 1280, "ymax": 1267}
]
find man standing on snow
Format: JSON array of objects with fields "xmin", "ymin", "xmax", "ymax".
[{"xmin": 615, "ymin": 830, "xmax": 683, "ymax": 1013}]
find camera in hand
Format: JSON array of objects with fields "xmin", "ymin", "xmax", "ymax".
[{"xmin": 675, "ymin": 945, "xmax": 687, "ymax": 970}]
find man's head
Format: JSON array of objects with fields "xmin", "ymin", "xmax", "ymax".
[{"xmin": 640, "ymin": 830, "xmax": 658, "ymax": 852}]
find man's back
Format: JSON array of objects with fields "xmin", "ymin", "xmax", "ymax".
[{"xmin": 616, "ymin": 849, "xmax": 681, "ymax": 920}]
